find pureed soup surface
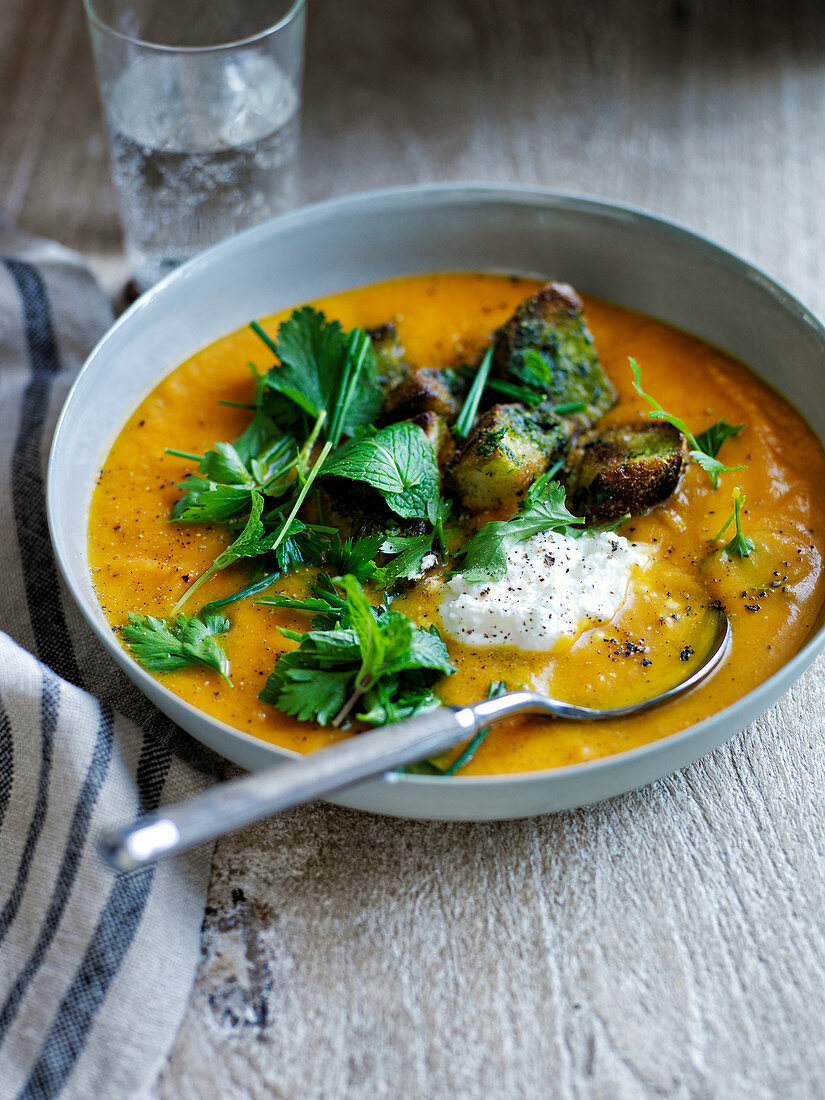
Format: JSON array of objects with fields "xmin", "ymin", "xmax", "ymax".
[{"xmin": 88, "ymin": 273, "xmax": 825, "ymax": 774}]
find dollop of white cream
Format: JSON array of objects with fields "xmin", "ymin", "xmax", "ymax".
[{"xmin": 440, "ymin": 529, "xmax": 649, "ymax": 650}]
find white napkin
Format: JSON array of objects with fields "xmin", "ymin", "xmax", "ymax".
[{"xmin": 0, "ymin": 226, "xmax": 214, "ymax": 1099}]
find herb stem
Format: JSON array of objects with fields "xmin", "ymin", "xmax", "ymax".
[
  {"xmin": 269, "ymin": 440, "xmax": 334, "ymax": 559},
  {"xmin": 249, "ymin": 320, "xmax": 279, "ymax": 357},
  {"xmin": 328, "ymin": 330, "xmax": 371, "ymax": 448},
  {"xmin": 202, "ymin": 571, "xmax": 282, "ymax": 614},
  {"xmin": 453, "ymin": 346, "xmax": 494, "ymax": 441},
  {"xmin": 166, "ymin": 448, "xmax": 204, "ymax": 463},
  {"xmin": 298, "ymin": 408, "xmax": 327, "ymax": 475}
]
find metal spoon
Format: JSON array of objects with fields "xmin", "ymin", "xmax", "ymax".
[{"xmin": 100, "ymin": 611, "xmax": 730, "ymax": 872}]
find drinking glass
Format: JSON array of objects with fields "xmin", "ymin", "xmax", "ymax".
[{"xmin": 85, "ymin": 0, "xmax": 306, "ymax": 291}]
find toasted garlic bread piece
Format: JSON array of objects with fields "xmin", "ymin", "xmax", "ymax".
[{"xmin": 565, "ymin": 420, "xmax": 687, "ymax": 524}]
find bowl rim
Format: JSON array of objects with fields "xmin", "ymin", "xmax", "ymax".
[{"xmin": 48, "ymin": 181, "xmax": 825, "ymax": 790}]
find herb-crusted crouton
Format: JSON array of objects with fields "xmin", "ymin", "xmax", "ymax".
[
  {"xmin": 565, "ymin": 420, "xmax": 687, "ymax": 524},
  {"xmin": 383, "ymin": 366, "xmax": 462, "ymax": 423},
  {"xmin": 448, "ymin": 403, "xmax": 572, "ymax": 513},
  {"xmin": 367, "ymin": 321, "xmax": 410, "ymax": 392},
  {"xmin": 493, "ymin": 282, "xmax": 617, "ymax": 427}
]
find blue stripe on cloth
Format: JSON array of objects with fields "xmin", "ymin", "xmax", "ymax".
[
  {"xmin": 3, "ymin": 258, "xmax": 83, "ymax": 689},
  {"xmin": 0, "ymin": 703, "xmax": 114, "ymax": 1045},
  {"xmin": 0, "ymin": 697, "xmax": 13, "ymax": 831},
  {"xmin": 0, "ymin": 672, "xmax": 58, "ymax": 945},
  {"xmin": 18, "ymin": 733, "xmax": 172, "ymax": 1100}
]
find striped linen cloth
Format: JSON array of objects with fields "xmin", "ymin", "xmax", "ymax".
[{"xmin": 0, "ymin": 224, "xmax": 216, "ymax": 1099}]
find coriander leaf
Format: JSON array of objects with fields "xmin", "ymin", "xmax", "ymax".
[
  {"xmin": 388, "ymin": 618, "xmax": 453, "ymax": 676},
  {"xmin": 689, "ymin": 449, "xmax": 741, "ymax": 489},
  {"xmin": 714, "ymin": 489, "xmax": 755, "ymax": 557},
  {"xmin": 172, "ymin": 425, "xmax": 296, "ymax": 523},
  {"xmin": 257, "ymin": 308, "xmax": 383, "ymax": 437},
  {"xmin": 263, "ymin": 307, "xmax": 348, "ymax": 417},
  {"xmin": 694, "ymin": 419, "xmax": 745, "ymax": 459},
  {"xmin": 322, "ymin": 422, "xmax": 440, "ymax": 518},
  {"xmin": 122, "ymin": 611, "xmax": 231, "ymax": 683},
  {"xmin": 261, "ymin": 665, "xmax": 352, "ymax": 724},
  {"xmin": 198, "ymin": 442, "xmax": 254, "ymax": 486},
  {"xmin": 233, "ymin": 407, "xmax": 290, "ymax": 467},
  {"xmin": 355, "ymin": 677, "xmax": 443, "ymax": 727},
  {"xmin": 172, "ymin": 478, "xmax": 256, "ymax": 523},
  {"xmin": 455, "ymin": 477, "xmax": 583, "ymax": 582}
]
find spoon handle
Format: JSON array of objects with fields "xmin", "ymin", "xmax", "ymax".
[{"xmin": 100, "ymin": 699, "xmax": 524, "ymax": 872}]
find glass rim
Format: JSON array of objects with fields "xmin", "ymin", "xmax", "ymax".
[{"xmin": 83, "ymin": 0, "xmax": 306, "ymax": 53}]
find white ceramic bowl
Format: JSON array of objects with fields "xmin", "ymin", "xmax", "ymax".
[{"xmin": 48, "ymin": 185, "xmax": 825, "ymax": 819}]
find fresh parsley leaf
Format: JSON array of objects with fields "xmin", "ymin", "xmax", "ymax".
[
  {"xmin": 171, "ymin": 427, "xmax": 296, "ymax": 523},
  {"xmin": 172, "ymin": 479, "xmax": 257, "ymax": 523},
  {"xmin": 455, "ymin": 476, "xmax": 583, "ymax": 581},
  {"xmin": 322, "ymin": 422, "xmax": 440, "ymax": 519},
  {"xmin": 259, "ymin": 575, "xmax": 455, "ymax": 727},
  {"xmin": 694, "ymin": 419, "xmax": 745, "ymax": 459},
  {"xmin": 254, "ymin": 309, "xmax": 383, "ymax": 438},
  {"xmin": 266, "ymin": 666, "xmax": 354, "ymax": 725},
  {"xmin": 340, "ymin": 575, "xmax": 386, "ymax": 697},
  {"xmin": 122, "ymin": 612, "xmax": 231, "ymax": 683},
  {"xmin": 630, "ymin": 358, "xmax": 745, "ymax": 488},
  {"xmin": 713, "ymin": 489, "xmax": 755, "ymax": 557},
  {"xmin": 197, "ymin": 441, "xmax": 254, "ymax": 486}
]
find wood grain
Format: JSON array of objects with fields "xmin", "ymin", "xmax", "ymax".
[{"xmin": 3, "ymin": 0, "xmax": 825, "ymax": 1095}]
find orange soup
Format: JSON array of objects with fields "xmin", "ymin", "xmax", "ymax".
[{"xmin": 88, "ymin": 273, "xmax": 825, "ymax": 774}]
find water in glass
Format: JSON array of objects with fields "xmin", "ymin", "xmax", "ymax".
[{"xmin": 106, "ymin": 49, "xmax": 299, "ymax": 289}]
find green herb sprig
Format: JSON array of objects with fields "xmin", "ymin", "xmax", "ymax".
[
  {"xmin": 321, "ymin": 421, "xmax": 440, "ymax": 519},
  {"xmin": 259, "ymin": 575, "xmax": 455, "ymax": 727},
  {"xmin": 713, "ymin": 488, "xmax": 755, "ymax": 557},
  {"xmin": 630, "ymin": 358, "xmax": 745, "ymax": 488},
  {"xmin": 122, "ymin": 612, "xmax": 232, "ymax": 683},
  {"xmin": 453, "ymin": 347, "xmax": 494, "ymax": 440},
  {"xmin": 454, "ymin": 475, "xmax": 583, "ymax": 582}
]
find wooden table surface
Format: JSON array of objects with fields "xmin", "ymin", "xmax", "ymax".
[{"xmin": 4, "ymin": 0, "xmax": 825, "ymax": 1096}]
